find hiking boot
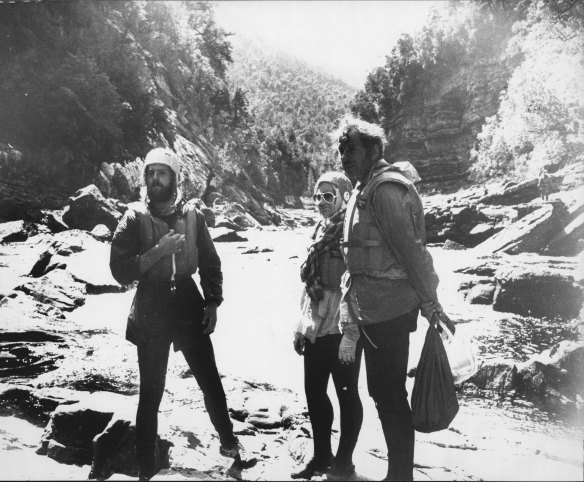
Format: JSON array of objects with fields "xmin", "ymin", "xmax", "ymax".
[
  {"xmin": 290, "ymin": 455, "xmax": 334, "ymax": 479},
  {"xmin": 219, "ymin": 439, "xmax": 258, "ymax": 468},
  {"xmin": 326, "ymin": 461, "xmax": 356, "ymax": 480}
]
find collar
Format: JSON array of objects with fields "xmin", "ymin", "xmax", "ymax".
[{"xmin": 356, "ymin": 159, "xmax": 390, "ymax": 191}]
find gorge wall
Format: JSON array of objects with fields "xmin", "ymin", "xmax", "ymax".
[{"xmin": 385, "ymin": 56, "xmax": 513, "ymax": 184}]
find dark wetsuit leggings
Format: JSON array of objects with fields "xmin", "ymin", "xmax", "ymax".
[
  {"xmin": 361, "ymin": 311, "xmax": 417, "ymax": 481},
  {"xmin": 135, "ymin": 334, "xmax": 235, "ymax": 472},
  {"xmin": 303, "ymin": 333, "xmax": 363, "ymax": 465}
]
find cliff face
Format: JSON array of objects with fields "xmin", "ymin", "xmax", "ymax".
[{"xmin": 386, "ymin": 54, "xmax": 513, "ymax": 184}]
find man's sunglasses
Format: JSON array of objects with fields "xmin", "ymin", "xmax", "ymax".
[{"xmin": 312, "ymin": 192, "xmax": 337, "ymax": 204}]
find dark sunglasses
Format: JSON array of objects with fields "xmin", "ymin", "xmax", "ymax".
[{"xmin": 312, "ymin": 192, "xmax": 336, "ymax": 204}]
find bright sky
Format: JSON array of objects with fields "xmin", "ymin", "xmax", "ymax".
[{"xmin": 214, "ymin": 1, "xmax": 441, "ymax": 89}]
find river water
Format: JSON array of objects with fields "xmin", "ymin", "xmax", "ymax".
[{"xmin": 66, "ymin": 218, "xmax": 583, "ymax": 479}]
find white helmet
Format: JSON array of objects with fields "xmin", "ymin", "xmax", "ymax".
[{"xmin": 143, "ymin": 147, "xmax": 180, "ymax": 181}]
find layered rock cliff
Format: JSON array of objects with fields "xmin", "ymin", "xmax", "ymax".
[{"xmin": 386, "ymin": 56, "xmax": 512, "ymax": 184}]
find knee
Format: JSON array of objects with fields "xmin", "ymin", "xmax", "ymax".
[
  {"xmin": 336, "ymin": 384, "xmax": 361, "ymax": 404},
  {"xmin": 370, "ymin": 385, "xmax": 408, "ymax": 412},
  {"xmin": 139, "ymin": 382, "xmax": 166, "ymax": 406}
]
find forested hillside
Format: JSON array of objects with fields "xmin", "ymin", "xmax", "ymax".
[
  {"xmin": 0, "ymin": 1, "xmax": 353, "ymax": 212},
  {"xmin": 351, "ymin": 0, "xmax": 584, "ymax": 185},
  {"xmin": 0, "ymin": 1, "xmax": 231, "ymax": 190},
  {"xmin": 222, "ymin": 37, "xmax": 355, "ymax": 200}
]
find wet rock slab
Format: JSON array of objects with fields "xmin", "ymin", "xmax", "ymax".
[
  {"xmin": 455, "ymin": 253, "xmax": 582, "ymax": 319},
  {"xmin": 474, "ymin": 201, "xmax": 568, "ymax": 255}
]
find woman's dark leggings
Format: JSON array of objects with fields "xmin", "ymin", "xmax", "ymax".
[
  {"xmin": 303, "ymin": 333, "xmax": 363, "ymax": 465},
  {"xmin": 135, "ymin": 335, "xmax": 235, "ymax": 472}
]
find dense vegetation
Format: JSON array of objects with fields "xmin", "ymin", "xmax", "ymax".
[
  {"xmin": 0, "ymin": 1, "xmax": 354, "ymax": 203},
  {"xmin": 470, "ymin": 0, "xmax": 584, "ymax": 179},
  {"xmin": 351, "ymin": 0, "xmax": 584, "ymax": 181},
  {"xmin": 222, "ymin": 38, "xmax": 354, "ymax": 200},
  {"xmin": 0, "ymin": 1, "xmax": 234, "ymax": 186}
]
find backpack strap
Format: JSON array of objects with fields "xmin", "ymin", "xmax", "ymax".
[
  {"xmin": 182, "ymin": 199, "xmax": 199, "ymax": 274},
  {"xmin": 127, "ymin": 201, "xmax": 154, "ymax": 253},
  {"xmin": 360, "ymin": 167, "xmax": 412, "ymax": 206}
]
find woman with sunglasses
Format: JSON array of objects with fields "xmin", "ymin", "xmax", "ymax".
[{"xmin": 291, "ymin": 172, "xmax": 363, "ymax": 480}]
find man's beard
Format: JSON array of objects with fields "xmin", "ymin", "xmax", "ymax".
[{"xmin": 147, "ymin": 182, "xmax": 174, "ymax": 203}]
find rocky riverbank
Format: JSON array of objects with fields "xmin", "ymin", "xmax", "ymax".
[{"xmin": 1, "ymin": 164, "xmax": 583, "ymax": 480}]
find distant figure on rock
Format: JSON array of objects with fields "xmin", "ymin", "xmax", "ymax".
[
  {"xmin": 292, "ymin": 172, "xmax": 362, "ymax": 480},
  {"xmin": 538, "ymin": 167, "xmax": 552, "ymax": 201},
  {"xmin": 335, "ymin": 117, "xmax": 456, "ymax": 481},
  {"xmin": 109, "ymin": 147, "xmax": 255, "ymax": 480}
]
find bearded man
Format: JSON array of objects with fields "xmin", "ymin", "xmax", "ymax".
[{"xmin": 110, "ymin": 147, "xmax": 254, "ymax": 479}]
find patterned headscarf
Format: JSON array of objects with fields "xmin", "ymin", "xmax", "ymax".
[{"xmin": 300, "ymin": 171, "xmax": 352, "ymax": 301}]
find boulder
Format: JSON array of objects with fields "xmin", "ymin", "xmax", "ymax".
[
  {"xmin": 492, "ymin": 264, "xmax": 583, "ymax": 319},
  {"xmin": 232, "ymin": 213, "xmax": 261, "ymax": 230},
  {"xmin": 90, "ymin": 224, "xmax": 112, "ymax": 242},
  {"xmin": 211, "ymin": 228, "xmax": 248, "ymax": 243},
  {"xmin": 443, "ymin": 239, "xmax": 466, "ymax": 250},
  {"xmin": 262, "ymin": 203, "xmax": 282, "ymax": 226},
  {"xmin": 25, "ymin": 230, "xmax": 122, "ymax": 294},
  {"xmin": 0, "ymin": 334, "xmax": 65, "ymax": 378},
  {"xmin": 45, "ymin": 229, "xmax": 99, "ymax": 256},
  {"xmin": 545, "ymin": 211, "xmax": 584, "ymax": 256},
  {"xmin": 467, "ymin": 223, "xmax": 502, "ymax": 245},
  {"xmin": 39, "ymin": 210, "xmax": 69, "ymax": 233},
  {"xmin": 466, "ymin": 359, "xmax": 518, "ymax": 393},
  {"xmin": 37, "ymin": 401, "xmax": 115, "ymax": 464},
  {"xmin": 468, "ymin": 341, "xmax": 584, "ymax": 411},
  {"xmin": 62, "ymin": 185, "xmax": 122, "ymax": 232},
  {"xmin": 215, "ymin": 202, "xmax": 261, "ymax": 230},
  {"xmin": 519, "ymin": 340, "xmax": 584, "ymax": 402},
  {"xmin": 0, "ymin": 220, "xmax": 38, "ymax": 243},
  {"xmin": 94, "ymin": 170, "xmax": 112, "ymax": 198},
  {"xmin": 424, "ymin": 203, "xmax": 494, "ymax": 246},
  {"xmin": 455, "ymin": 260, "xmax": 498, "ymax": 277},
  {"xmin": 89, "ymin": 417, "xmax": 172, "ymax": 479},
  {"xmin": 200, "ymin": 206, "xmax": 215, "ymax": 228},
  {"xmin": 14, "ymin": 269, "xmax": 85, "ymax": 312},
  {"xmin": 0, "ymin": 384, "xmax": 68, "ymax": 426},
  {"xmin": 28, "ymin": 250, "xmax": 58, "ymax": 278},
  {"xmin": 229, "ymin": 390, "xmax": 301, "ymax": 431},
  {"xmin": 465, "ymin": 283, "xmax": 495, "ymax": 305},
  {"xmin": 478, "ymin": 178, "xmax": 540, "ymax": 205},
  {"xmin": 98, "ymin": 159, "xmax": 142, "ymax": 201},
  {"xmin": 474, "ymin": 201, "xmax": 568, "ymax": 255},
  {"xmin": 214, "ymin": 215, "xmax": 244, "ymax": 232}
]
